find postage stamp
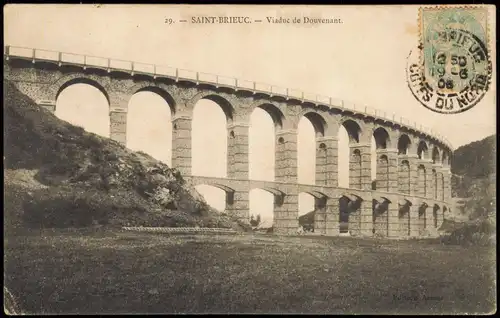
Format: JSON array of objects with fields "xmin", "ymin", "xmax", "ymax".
[{"xmin": 407, "ymin": 6, "xmax": 492, "ymax": 114}]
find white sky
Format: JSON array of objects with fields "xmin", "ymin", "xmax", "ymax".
[{"xmin": 5, "ymin": 5, "xmax": 496, "ymax": 224}]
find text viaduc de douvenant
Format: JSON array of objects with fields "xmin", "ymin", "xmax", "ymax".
[{"xmin": 189, "ymin": 16, "xmax": 343, "ymax": 24}]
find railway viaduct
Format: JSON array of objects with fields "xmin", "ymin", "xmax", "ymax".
[{"xmin": 4, "ymin": 46, "xmax": 454, "ymax": 237}]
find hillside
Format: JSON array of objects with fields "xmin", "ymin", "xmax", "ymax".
[
  {"xmin": 3, "ymin": 81, "xmax": 250, "ymax": 232},
  {"xmin": 298, "ymin": 210, "xmax": 315, "ymax": 232},
  {"xmin": 451, "ymin": 135, "xmax": 496, "ymax": 180},
  {"xmin": 450, "ymin": 134, "xmax": 496, "ymax": 220}
]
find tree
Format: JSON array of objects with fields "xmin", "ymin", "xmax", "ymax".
[{"xmin": 250, "ymin": 214, "xmax": 261, "ymax": 227}]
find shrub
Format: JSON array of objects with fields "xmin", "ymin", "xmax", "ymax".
[
  {"xmin": 250, "ymin": 214, "xmax": 261, "ymax": 227},
  {"xmin": 440, "ymin": 217, "xmax": 496, "ymax": 246}
]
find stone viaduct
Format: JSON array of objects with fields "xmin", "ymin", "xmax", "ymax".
[{"xmin": 4, "ymin": 46, "xmax": 454, "ymax": 237}]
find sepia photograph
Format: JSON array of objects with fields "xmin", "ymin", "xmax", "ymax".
[{"xmin": 3, "ymin": 4, "xmax": 496, "ymax": 314}]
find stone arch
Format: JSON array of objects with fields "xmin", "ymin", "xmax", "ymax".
[
  {"xmin": 258, "ymin": 188, "xmax": 287, "ymax": 215},
  {"xmin": 374, "ymin": 196, "xmax": 392, "ymax": 204},
  {"xmin": 340, "ymin": 118, "xmax": 362, "ymax": 143},
  {"xmin": 297, "ymin": 112, "xmax": 322, "ymax": 185},
  {"xmin": 340, "ymin": 193, "xmax": 363, "ymax": 203},
  {"xmin": 376, "ymin": 154, "xmax": 389, "ymax": 191},
  {"xmin": 194, "ymin": 183, "xmax": 234, "ymax": 212},
  {"xmin": 191, "ymin": 93, "xmax": 232, "ymax": 178},
  {"xmin": 299, "ymin": 190, "xmax": 327, "ymax": 234},
  {"xmin": 442, "ymin": 150, "xmax": 452, "ymax": 167},
  {"xmin": 251, "ymin": 101, "xmax": 286, "ymax": 129},
  {"xmin": 398, "ymin": 160, "xmax": 410, "ymax": 194},
  {"xmin": 55, "ymin": 76, "xmax": 110, "ymax": 107},
  {"xmin": 131, "ymin": 84, "xmax": 177, "ymax": 115},
  {"xmin": 417, "ymin": 164, "xmax": 427, "ymax": 197},
  {"xmin": 442, "ymin": 151, "xmax": 449, "ymax": 166},
  {"xmin": 443, "ymin": 205, "xmax": 448, "ymax": 220},
  {"xmin": 339, "ymin": 194, "xmax": 362, "ymax": 235},
  {"xmin": 350, "ymin": 149, "xmax": 362, "ymax": 189},
  {"xmin": 190, "ymin": 92, "xmax": 235, "ymax": 124},
  {"xmin": 301, "ymin": 111, "xmax": 328, "ymax": 137},
  {"xmin": 197, "ymin": 182, "xmax": 235, "ymax": 194},
  {"xmin": 397, "ymin": 134, "xmax": 412, "ymax": 155},
  {"xmin": 303, "ymin": 190, "xmax": 328, "ymax": 199},
  {"xmin": 53, "ymin": 76, "xmax": 111, "ymax": 138},
  {"xmin": 249, "ymin": 105, "xmax": 281, "ymax": 181},
  {"xmin": 250, "ymin": 187, "xmax": 285, "ymax": 200},
  {"xmin": 431, "ymin": 146, "xmax": 441, "ymax": 164},
  {"xmin": 126, "ymin": 87, "xmax": 175, "ymax": 165},
  {"xmin": 417, "ymin": 140, "xmax": 429, "ymax": 160},
  {"xmin": 248, "ymin": 187, "xmax": 276, "ymax": 229},
  {"xmin": 373, "ymin": 126, "xmax": 391, "ymax": 149}
]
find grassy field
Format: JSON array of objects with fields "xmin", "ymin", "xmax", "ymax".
[{"xmin": 4, "ymin": 229, "xmax": 496, "ymax": 314}]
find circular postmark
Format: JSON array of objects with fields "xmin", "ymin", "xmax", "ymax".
[{"xmin": 406, "ymin": 28, "xmax": 492, "ymax": 114}]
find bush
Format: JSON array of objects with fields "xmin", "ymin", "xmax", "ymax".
[
  {"xmin": 250, "ymin": 214, "xmax": 261, "ymax": 227},
  {"xmin": 440, "ymin": 218, "xmax": 496, "ymax": 246}
]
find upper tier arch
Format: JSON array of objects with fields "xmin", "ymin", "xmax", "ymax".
[
  {"xmin": 53, "ymin": 74, "xmax": 111, "ymax": 106},
  {"xmin": 130, "ymin": 83, "xmax": 177, "ymax": 115}
]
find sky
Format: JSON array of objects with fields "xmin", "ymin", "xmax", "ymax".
[{"xmin": 4, "ymin": 5, "xmax": 496, "ymax": 226}]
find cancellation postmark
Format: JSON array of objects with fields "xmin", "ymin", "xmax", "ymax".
[{"xmin": 407, "ymin": 6, "xmax": 492, "ymax": 114}]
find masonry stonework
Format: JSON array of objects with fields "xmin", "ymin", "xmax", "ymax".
[
  {"xmin": 387, "ymin": 198, "xmax": 400, "ymax": 238},
  {"xmin": 226, "ymin": 190, "xmax": 249, "ymax": 222},
  {"xmin": 275, "ymin": 130, "xmax": 298, "ymax": 184},
  {"xmin": 409, "ymin": 202, "xmax": 420, "ymax": 237},
  {"xmin": 171, "ymin": 116, "xmax": 192, "ymax": 176},
  {"xmin": 274, "ymin": 189, "xmax": 299, "ymax": 235},
  {"xmin": 316, "ymin": 136, "xmax": 338, "ymax": 187},
  {"xmin": 109, "ymin": 111, "xmax": 127, "ymax": 144},
  {"xmin": 4, "ymin": 54, "xmax": 455, "ymax": 239},
  {"xmin": 227, "ymin": 122, "xmax": 249, "ymax": 180}
]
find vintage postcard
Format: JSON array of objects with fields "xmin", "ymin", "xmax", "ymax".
[{"xmin": 4, "ymin": 4, "xmax": 496, "ymax": 314}]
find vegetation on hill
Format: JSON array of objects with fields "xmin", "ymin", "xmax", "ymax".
[
  {"xmin": 4, "ymin": 81, "xmax": 250, "ymax": 232},
  {"xmin": 451, "ymin": 135, "xmax": 496, "ymax": 180},
  {"xmin": 441, "ymin": 134, "xmax": 496, "ymax": 246},
  {"xmin": 298, "ymin": 210, "xmax": 316, "ymax": 232},
  {"xmin": 451, "ymin": 134, "xmax": 496, "ymax": 220}
]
